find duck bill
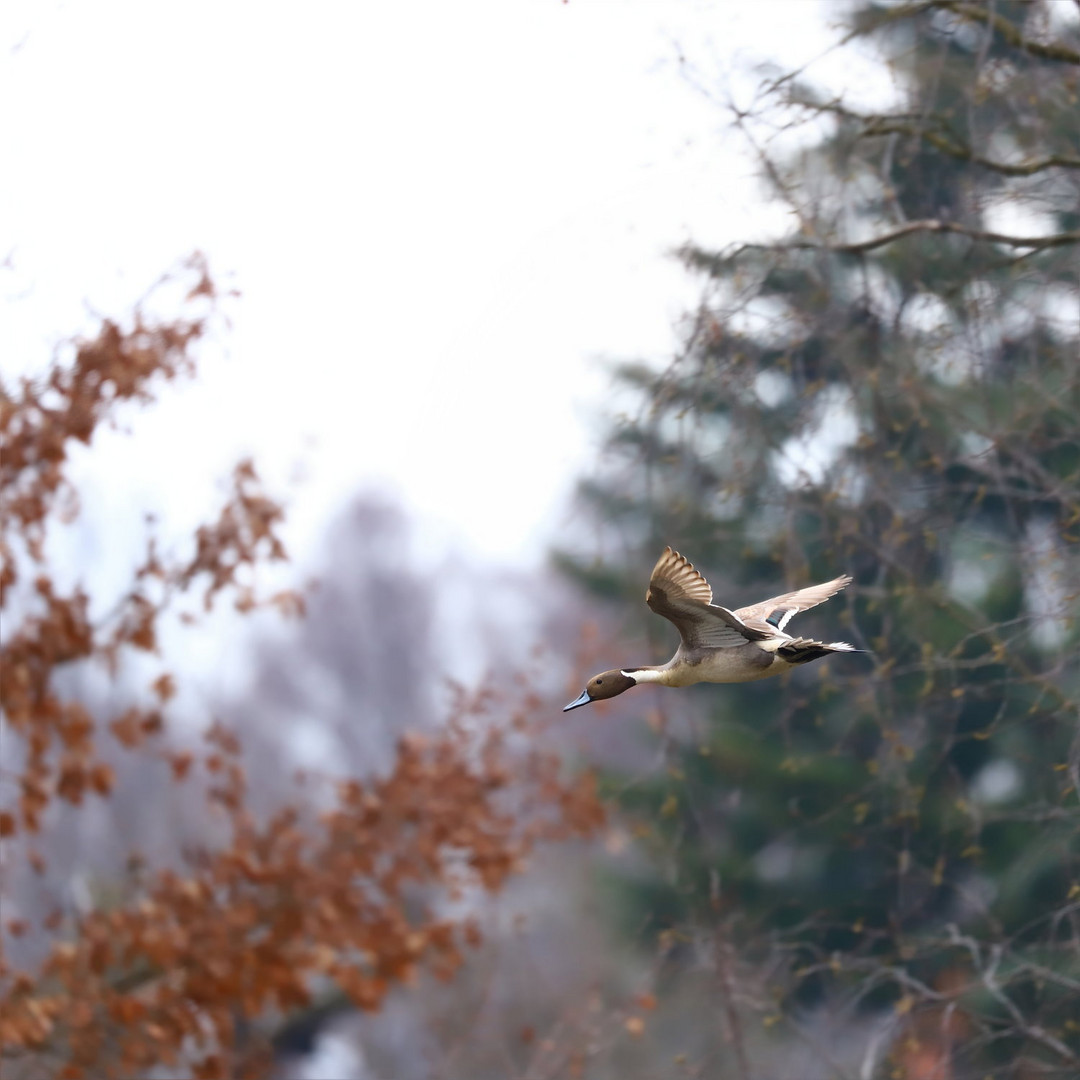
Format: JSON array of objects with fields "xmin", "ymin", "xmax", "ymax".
[{"xmin": 562, "ymin": 689, "xmax": 593, "ymax": 712}]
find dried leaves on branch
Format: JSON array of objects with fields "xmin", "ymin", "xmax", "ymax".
[{"xmin": 0, "ymin": 260, "xmax": 603, "ymax": 1079}]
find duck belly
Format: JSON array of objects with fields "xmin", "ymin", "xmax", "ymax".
[{"xmin": 685, "ymin": 644, "xmax": 787, "ymax": 685}]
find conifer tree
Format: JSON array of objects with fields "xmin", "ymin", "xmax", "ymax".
[{"xmin": 564, "ymin": 4, "xmax": 1079, "ymax": 1076}]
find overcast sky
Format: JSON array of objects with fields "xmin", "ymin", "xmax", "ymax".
[{"xmin": 3, "ymin": 0, "xmax": 872, "ymax": 584}]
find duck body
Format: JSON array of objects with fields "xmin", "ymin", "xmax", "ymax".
[
  {"xmin": 565, "ymin": 548, "xmax": 858, "ymax": 711},
  {"xmin": 629, "ymin": 641, "xmax": 782, "ymax": 687}
]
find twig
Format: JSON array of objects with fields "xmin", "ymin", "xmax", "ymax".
[
  {"xmin": 806, "ymin": 101, "xmax": 1080, "ymax": 176},
  {"xmin": 940, "ymin": 1, "xmax": 1080, "ymax": 66},
  {"xmin": 710, "ymin": 871, "xmax": 752, "ymax": 1080},
  {"xmin": 947, "ymin": 928, "xmax": 1078, "ymax": 1065},
  {"xmin": 730, "ymin": 220, "xmax": 1080, "ymax": 258}
]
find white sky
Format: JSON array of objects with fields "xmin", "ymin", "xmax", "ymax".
[{"xmin": 1, "ymin": 0, "xmax": 864, "ymax": 583}]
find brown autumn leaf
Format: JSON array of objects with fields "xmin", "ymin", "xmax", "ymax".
[{"xmin": 0, "ymin": 258, "xmax": 605, "ymax": 1079}]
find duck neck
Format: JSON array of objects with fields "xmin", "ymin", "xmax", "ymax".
[{"xmin": 622, "ymin": 666, "xmax": 669, "ymax": 686}]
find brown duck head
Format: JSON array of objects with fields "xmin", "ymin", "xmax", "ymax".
[{"xmin": 563, "ymin": 669, "xmax": 638, "ymax": 712}]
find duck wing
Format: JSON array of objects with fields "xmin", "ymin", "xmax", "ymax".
[
  {"xmin": 734, "ymin": 575, "xmax": 853, "ymax": 634},
  {"xmin": 646, "ymin": 548, "xmax": 771, "ymax": 649}
]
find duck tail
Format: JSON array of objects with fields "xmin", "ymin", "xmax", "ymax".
[{"xmin": 777, "ymin": 638, "xmax": 863, "ymax": 665}]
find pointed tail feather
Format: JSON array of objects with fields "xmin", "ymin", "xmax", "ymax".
[{"xmin": 777, "ymin": 638, "xmax": 863, "ymax": 665}]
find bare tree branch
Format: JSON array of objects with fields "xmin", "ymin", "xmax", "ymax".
[
  {"xmin": 807, "ymin": 101, "xmax": 1080, "ymax": 176},
  {"xmin": 710, "ymin": 872, "xmax": 752, "ymax": 1080},
  {"xmin": 946, "ymin": 928, "xmax": 1079, "ymax": 1064},
  {"xmin": 940, "ymin": 0, "xmax": 1080, "ymax": 65},
  {"xmin": 870, "ymin": 124, "xmax": 1080, "ymax": 176},
  {"xmin": 730, "ymin": 219, "xmax": 1080, "ymax": 257}
]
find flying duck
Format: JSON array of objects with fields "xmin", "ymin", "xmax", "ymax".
[{"xmin": 564, "ymin": 547, "xmax": 858, "ymax": 711}]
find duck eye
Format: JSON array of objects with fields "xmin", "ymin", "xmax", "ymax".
[{"xmin": 596, "ymin": 679, "xmax": 603, "ymax": 685}]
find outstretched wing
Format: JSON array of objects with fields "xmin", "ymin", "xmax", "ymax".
[
  {"xmin": 647, "ymin": 546, "xmax": 713, "ymax": 606},
  {"xmin": 734, "ymin": 575, "xmax": 853, "ymax": 634},
  {"xmin": 646, "ymin": 548, "xmax": 770, "ymax": 649}
]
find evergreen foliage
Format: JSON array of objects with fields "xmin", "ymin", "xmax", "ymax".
[{"xmin": 564, "ymin": 3, "xmax": 1079, "ymax": 1076}]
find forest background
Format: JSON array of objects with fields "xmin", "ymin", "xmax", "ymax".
[{"xmin": 2, "ymin": 2, "xmax": 1078, "ymax": 1079}]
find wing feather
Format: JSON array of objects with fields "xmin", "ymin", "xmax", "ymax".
[
  {"xmin": 646, "ymin": 548, "xmax": 770, "ymax": 649},
  {"xmin": 734, "ymin": 575, "xmax": 852, "ymax": 633},
  {"xmin": 646, "ymin": 547, "xmax": 712, "ymax": 606}
]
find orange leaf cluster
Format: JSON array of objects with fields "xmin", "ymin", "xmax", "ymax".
[
  {"xmin": 181, "ymin": 458, "xmax": 288, "ymax": 612},
  {"xmin": 0, "ymin": 260, "xmax": 604, "ymax": 1078},
  {"xmin": 0, "ymin": 259, "xmax": 293, "ymax": 836},
  {"xmin": 1, "ymin": 712, "xmax": 603, "ymax": 1078}
]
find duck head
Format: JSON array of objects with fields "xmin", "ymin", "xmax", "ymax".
[{"xmin": 563, "ymin": 669, "xmax": 638, "ymax": 712}]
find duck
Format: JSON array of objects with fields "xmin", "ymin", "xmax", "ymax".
[{"xmin": 564, "ymin": 547, "xmax": 858, "ymax": 711}]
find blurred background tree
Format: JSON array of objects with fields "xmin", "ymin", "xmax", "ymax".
[
  {"xmin": 4, "ymin": 3, "xmax": 1077, "ymax": 1078},
  {"xmin": 561, "ymin": 2, "xmax": 1079, "ymax": 1077}
]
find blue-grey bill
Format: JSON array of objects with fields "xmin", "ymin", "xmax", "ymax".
[{"xmin": 563, "ymin": 689, "xmax": 592, "ymax": 712}]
